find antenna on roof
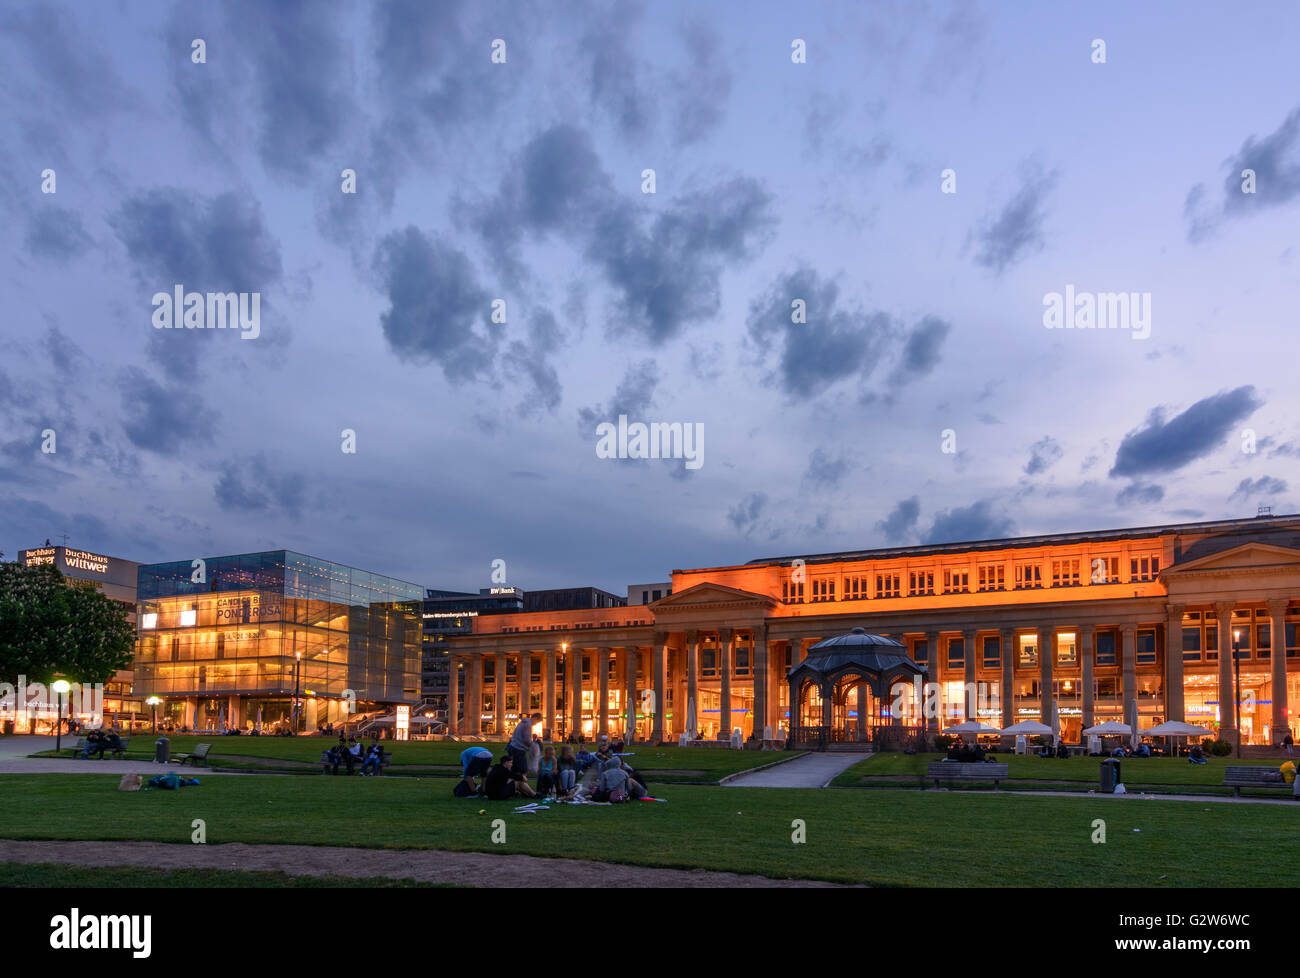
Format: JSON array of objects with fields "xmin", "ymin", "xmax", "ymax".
[{"xmin": 1257, "ymin": 505, "xmax": 1273, "ymax": 518}]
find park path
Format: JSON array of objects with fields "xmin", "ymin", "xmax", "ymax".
[
  {"xmin": 0, "ymin": 735, "xmax": 241, "ymax": 776},
  {"xmin": 724, "ymin": 751, "xmax": 871, "ymax": 787},
  {"xmin": 0, "ymin": 839, "xmax": 848, "ymax": 888}
]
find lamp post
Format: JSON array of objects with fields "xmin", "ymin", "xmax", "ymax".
[
  {"xmin": 51, "ymin": 680, "xmax": 70, "ymax": 754},
  {"xmin": 147, "ymin": 696, "xmax": 161, "ymax": 734},
  {"xmin": 293, "ymin": 652, "xmax": 302, "ymax": 735},
  {"xmin": 1232, "ymin": 629, "xmax": 1242, "ymax": 758}
]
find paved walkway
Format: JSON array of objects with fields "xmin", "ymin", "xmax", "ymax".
[
  {"xmin": 0, "ymin": 840, "xmax": 848, "ymax": 888},
  {"xmin": 725, "ymin": 751, "xmax": 871, "ymax": 788},
  {"xmin": 0, "ymin": 735, "xmax": 238, "ymax": 776}
]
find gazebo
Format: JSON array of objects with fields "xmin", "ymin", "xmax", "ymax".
[{"xmin": 787, "ymin": 628, "xmax": 927, "ymax": 749}]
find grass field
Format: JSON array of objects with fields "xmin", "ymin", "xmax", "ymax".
[
  {"xmin": 830, "ymin": 752, "xmax": 1291, "ymax": 792},
  {"xmin": 39, "ymin": 736, "xmax": 789, "ymax": 783},
  {"xmin": 0, "ymin": 862, "xmax": 449, "ymax": 888},
  {"xmin": 3, "ymin": 772, "xmax": 1298, "ymax": 886}
]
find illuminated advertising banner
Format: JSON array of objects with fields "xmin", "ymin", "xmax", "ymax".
[{"xmin": 395, "ymin": 704, "xmax": 410, "ymax": 741}]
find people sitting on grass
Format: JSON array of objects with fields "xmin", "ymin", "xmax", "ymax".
[
  {"xmin": 575, "ymin": 744, "xmax": 600, "ymax": 771},
  {"xmin": 591, "ymin": 754, "xmax": 646, "ymax": 802},
  {"xmin": 1189, "ymin": 744, "xmax": 1207, "ymax": 765},
  {"xmin": 361, "ymin": 743, "xmax": 386, "ymax": 776},
  {"xmin": 537, "ymin": 745, "xmax": 559, "ymax": 797},
  {"xmin": 484, "ymin": 754, "xmax": 538, "ymax": 802},
  {"xmin": 1056, "ymin": 740, "xmax": 1069, "ymax": 759},
  {"xmin": 325, "ymin": 744, "xmax": 342, "ymax": 775},
  {"xmin": 557, "ymin": 745, "xmax": 580, "ymax": 794},
  {"xmin": 457, "ymin": 745, "xmax": 493, "ymax": 796}
]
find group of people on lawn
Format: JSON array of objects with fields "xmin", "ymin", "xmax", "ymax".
[
  {"xmin": 77, "ymin": 728, "xmax": 125, "ymax": 758},
  {"xmin": 458, "ymin": 713, "xmax": 648, "ymax": 803},
  {"xmin": 324, "ymin": 735, "xmax": 387, "ymax": 776}
]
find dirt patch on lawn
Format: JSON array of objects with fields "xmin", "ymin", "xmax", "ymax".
[{"xmin": 0, "ymin": 839, "xmax": 848, "ymax": 888}]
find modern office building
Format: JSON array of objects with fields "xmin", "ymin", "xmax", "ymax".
[
  {"xmin": 523, "ymin": 586, "xmax": 625, "ymax": 613},
  {"xmin": 14, "ymin": 544, "xmax": 142, "ymax": 730},
  {"xmin": 445, "ymin": 514, "xmax": 1300, "ymax": 747},
  {"xmin": 628, "ymin": 582, "xmax": 673, "ymax": 605},
  {"xmin": 422, "ymin": 587, "xmax": 525, "ymax": 726},
  {"xmin": 133, "ymin": 551, "xmax": 422, "ymax": 732}
]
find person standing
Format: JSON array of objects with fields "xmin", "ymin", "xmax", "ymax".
[
  {"xmin": 508, "ymin": 712, "xmax": 541, "ymax": 783},
  {"xmin": 1284, "ymin": 730, "xmax": 1294, "ymax": 758}
]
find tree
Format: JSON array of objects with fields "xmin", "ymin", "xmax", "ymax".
[{"xmin": 0, "ymin": 561, "xmax": 135, "ymax": 684}]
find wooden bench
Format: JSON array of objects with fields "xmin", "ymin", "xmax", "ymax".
[
  {"xmin": 321, "ymin": 749, "xmax": 394, "ymax": 774},
  {"xmin": 927, "ymin": 761, "xmax": 1010, "ymax": 790},
  {"xmin": 1223, "ymin": 765, "xmax": 1293, "ymax": 797},
  {"xmin": 72, "ymin": 736, "xmax": 130, "ymax": 759},
  {"xmin": 173, "ymin": 743, "xmax": 211, "ymax": 767}
]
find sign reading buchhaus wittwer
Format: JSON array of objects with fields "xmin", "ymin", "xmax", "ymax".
[
  {"xmin": 133, "ymin": 550, "xmax": 422, "ymax": 732},
  {"xmin": 445, "ymin": 514, "xmax": 1300, "ymax": 749}
]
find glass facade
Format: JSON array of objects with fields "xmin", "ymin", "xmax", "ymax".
[{"xmin": 134, "ymin": 551, "xmax": 422, "ymax": 712}]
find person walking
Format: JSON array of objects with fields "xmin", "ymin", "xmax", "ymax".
[{"xmin": 508, "ymin": 712, "xmax": 541, "ymax": 780}]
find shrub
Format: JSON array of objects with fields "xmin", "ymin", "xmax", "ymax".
[{"xmin": 1209, "ymin": 739, "xmax": 1232, "ymax": 756}]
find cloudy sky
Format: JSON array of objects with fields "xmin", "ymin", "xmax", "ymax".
[{"xmin": 2, "ymin": 0, "xmax": 1298, "ymax": 593}]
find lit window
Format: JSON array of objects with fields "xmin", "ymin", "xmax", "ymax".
[{"xmin": 141, "ymin": 613, "xmax": 157, "ymax": 629}]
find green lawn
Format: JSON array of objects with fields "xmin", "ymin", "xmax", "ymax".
[
  {"xmin": 40, "ymin": 736, "xmax": 789, "ymax": 783},
  {"xmin": 0, "ymin": 862, "xmax": 449, "ymax": 888},
  {"xmin": 2, "ymin": 772, "xmax": 1297, "ymax": 886},
  {"xmin": 831, "ymin": 752, "xmax": 1290, "ymax": 792}
]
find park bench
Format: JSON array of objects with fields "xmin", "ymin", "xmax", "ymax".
[
  {"xmin": 71, "ymin": 737, "xmax": 130, "ymax": 759},
  {"xmin": 173, "ymin": 743, "xmax": 211, "ymax": 767},
  {"xmin": 927, "ymin": 760, "xmax": 1009, "ymax": 790},
  {"xmin": 321, "ymin": 749, "xmax": 394, "ymax": 774},
  {"xmin": 1223, "ymin": 765, "xmax": 1293, "ymax": 797}
]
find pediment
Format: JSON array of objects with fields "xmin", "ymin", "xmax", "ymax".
[
  {"xmin": 1166, "ymin": 542, "xmax": 1300, "ymax": 576},
  {"xmin": 650, "ymin": 582, "xmax": 775, "ymax": 610}
]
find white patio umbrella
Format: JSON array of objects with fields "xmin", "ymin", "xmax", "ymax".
[
  {"xmin": 1000, "ymin": 720, "xmax": 1053, "ymax": 736},
  {"xmin": 685, "ymin": 698, "xmax": 698, "ymax": 740},
  {"xmin": 1145, "ymin": 721, "xmax": 1213, "ymax": 755},
  {"xmin": 944, "ymin": 720, "xmax": 1002, "ymax": 737},
  {"xmin": 1082, "ymin": 720, "xmax": 1132, "ymax": 736}
]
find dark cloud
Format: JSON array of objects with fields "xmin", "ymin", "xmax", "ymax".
[
  {"xmin": 1116, "ymin": 481, "xmax": 1164, "ymax": 506},
  {"xmin": 371, "ymin": 227, "xmax": 494, "ymax": 382},
  {"xmin": 1024, "ymin": 435, "xmax": 1063, "ymax": 476},
  {"xmin": 42, "ymin": 326, "xmax": 86, "ymax": 378},
  {"xmin": 970, "ymin": 162, "xmax": 1058, "ymax": 274},
  {"xmin": 118, "ymin": 367, "xmax": 215, "ymax": 453},
  {"xmin": 577, "ymin": 359, "xmax": 659, "ymax": 431},
  {"xmin": 1185, "ymin": 106, "xmax": 1300, "ymax": 242},
  {"xmin": 895, "ymin": 315, "xmax": 951, "ymax": 380},
  {"xmin": 0, "ymin": 493, "xmax": 121, "ymax": 557},
  {"xmin": 726, "ymin": 491, "xmax": 767, "ymax": 537},
  {"xmin": 214, "ymin": 454, "xmax": 306, "ymax": 519},
  {"xmin": 923, "ymin": 500, "xmax": 1014, "ymax": 544},
  {"xmin": 671, "ymin": 20, "xmax": 732, "ymax": 146},
  {"xmin": 503, "ymin": 308, "xmax": 566, "ymax": 418},
  {"xmin": 0, "ymin": 3, "xmax": 131, "ymax": 119},
  {"xmin": 1230, "ymin": 475, "xmax": 1288, "ymax": 499},
  {"xmin": 1110, "ymin": 386, "xmax": 1262, "ymax": 478},
  {"xmin": 876, "ymin": 496, "xmax": 920, "ymax": 543},
  {"xmin": 804, "ymin": 448, "xmax": 849, "ymax": 488},
  {"xmin": 580, "ymin": 4, "xmax": 656, "ymax": 140},
  {"xmin": 746, "ymin": 267, "xmax": 895, "ymax": 398},
  {"xmin": 25, "ymin": 205, "xmax": 92, "ymax": 262}
]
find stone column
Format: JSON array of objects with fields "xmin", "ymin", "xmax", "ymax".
[
  {"xmin": 1269, "ymin": 599, "xmax": 1290, "ymax": 744},
  {"xmin": 627, "ymin": 647, "xmax": 640, "ymax": 742},
  {"xmin": 962, "ymin": 628, "xmax": 978, "ymax": 721},
  {"xmin": 1038, "ymin": 625, "xmax": 1054, "ymax": 725},
  {"xmin": 753, "ymin": 623, "xmax": 770, "ymax": 739},
  {"xmin": 543, "ymin": 649, "xmax": 555, "ymax": 740},
  {"xmin": 1079, "ymin": 625, "xmax": 1096, "ymax": 727},
  {"xmin": 447, "ymin": 656, "xmax": 460, "ymax": 735},
  {"xmin": 494, "ymin": 651, "xmax": 506, "ymax": 737},
  {"xmin": 925, "ymin": 631, "xmax": 940, "ymax": 733},
  {"xmin": 1215, "ymin": 602, "xmax": 1235, "ymax": 745},
  {"xmin": 719, "ymin": 627, "xmax": 733, "ymax": 740},
  {"xmin": 855, "ymin": 679, "xmax": 869, "ymax": 741},
  {"xmin": 1164, "ymin": 604, "xmax": 1185, "ymax": 723},
  {"xmin": 1000, "ymin": 628, "xmax": 1015, "ymax": 736},
  {"xmin": 598, "ymin": 647, "xmax": 610, "ymax": 738},
  {"xmin": 650, "ymin": 632, "xmax": 669, "ymax": 742},
  {"xmin": 569, "ymin": 647, "xmax": 582, "ymax": 739},
  {"xmin": 1121, "ymin": 624, "xmax": 1138, "ymax": 737},
  {"xmin": 685, "ymin": 630, "xmax": 699, "ymax": 738},
  {"xmin": 518, "ymin": 652, "xmax": 531, "ymax": 720},
  {"xmin": 770, "ymin": 639, "xmax": 785, "ymax": 734},
  {"xmin": 469, "ymin": 655, "xmax": 483, "ymax": 736}
]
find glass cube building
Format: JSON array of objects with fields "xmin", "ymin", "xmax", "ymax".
[{"xmin": 134, "ymin": 551, "xmax": 422, "ymax": 731}]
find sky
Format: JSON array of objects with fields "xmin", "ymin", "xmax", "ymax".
[{"xmin": 2, "ymin": 0, "xmax": 1299, "ymax": 595}]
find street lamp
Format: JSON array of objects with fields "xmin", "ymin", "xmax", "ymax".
[
  {"xmin": 147, "ymin": 696, "xmax": 161, "ymax": 734},
  {"xmin": 1232, "ymin": 629, "xmax": 1242, "ymax": 758},
  {"xmin": 293, "ymin": 652, "xmax": 302, "ymax": 735},
  {"xmin": 51, "ymin": 680, "xmax": 70, "ymax": 754}
]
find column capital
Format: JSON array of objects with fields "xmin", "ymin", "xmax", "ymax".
[
  {"xmin": 1119, "ymin": 622, "xmax": 1137, "ymax": 637},
  {"xmin": 652, "ymin": 631, "xmax": 669, "ymax": 646},
  {"xmin": 961, "ymin": 627, "xmax": 978, "ymax": 640},
  {"xmin": 1213, "ymin": 600, "xmax": 1235, "ymax": 619},
  {"xmin": 999, "ymin": 626, "xmax": 1016, "ymax": 640},
  {"xmin": 684, "ymin": 629, "xmax": 699, "ymax": 644},
  {"xmin": 718, "ymin": 625, "xmax": 733, "ymax": 640},
  {"xmin": 1267, "ymin": 597, "xmax": 1291, "ymax": 615},
  {"xmin": 597, "ymin": 646, "xmax": 612, "ymax": 654},
  {"xmin": 1165, "ymin": 602, "xmax": 1185, "ymax": 617}
]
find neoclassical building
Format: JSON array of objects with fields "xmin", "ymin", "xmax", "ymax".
[{"xmin": 443, "ymin": 514, "xmax": 1300, "ymax": 747}]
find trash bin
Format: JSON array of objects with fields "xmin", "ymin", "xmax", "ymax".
[
  {"xmin": 1100, "ymin": 757, "xmax": 1121, "ymax": 793},
  {"xmin": 154, "ymin": 736, "xmax": 170, "ymax": 764}
]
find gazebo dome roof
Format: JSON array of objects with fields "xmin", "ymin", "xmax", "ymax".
[{"xmin": 790, "ymin": 628, "xmax": 923, "ymax": 680}]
